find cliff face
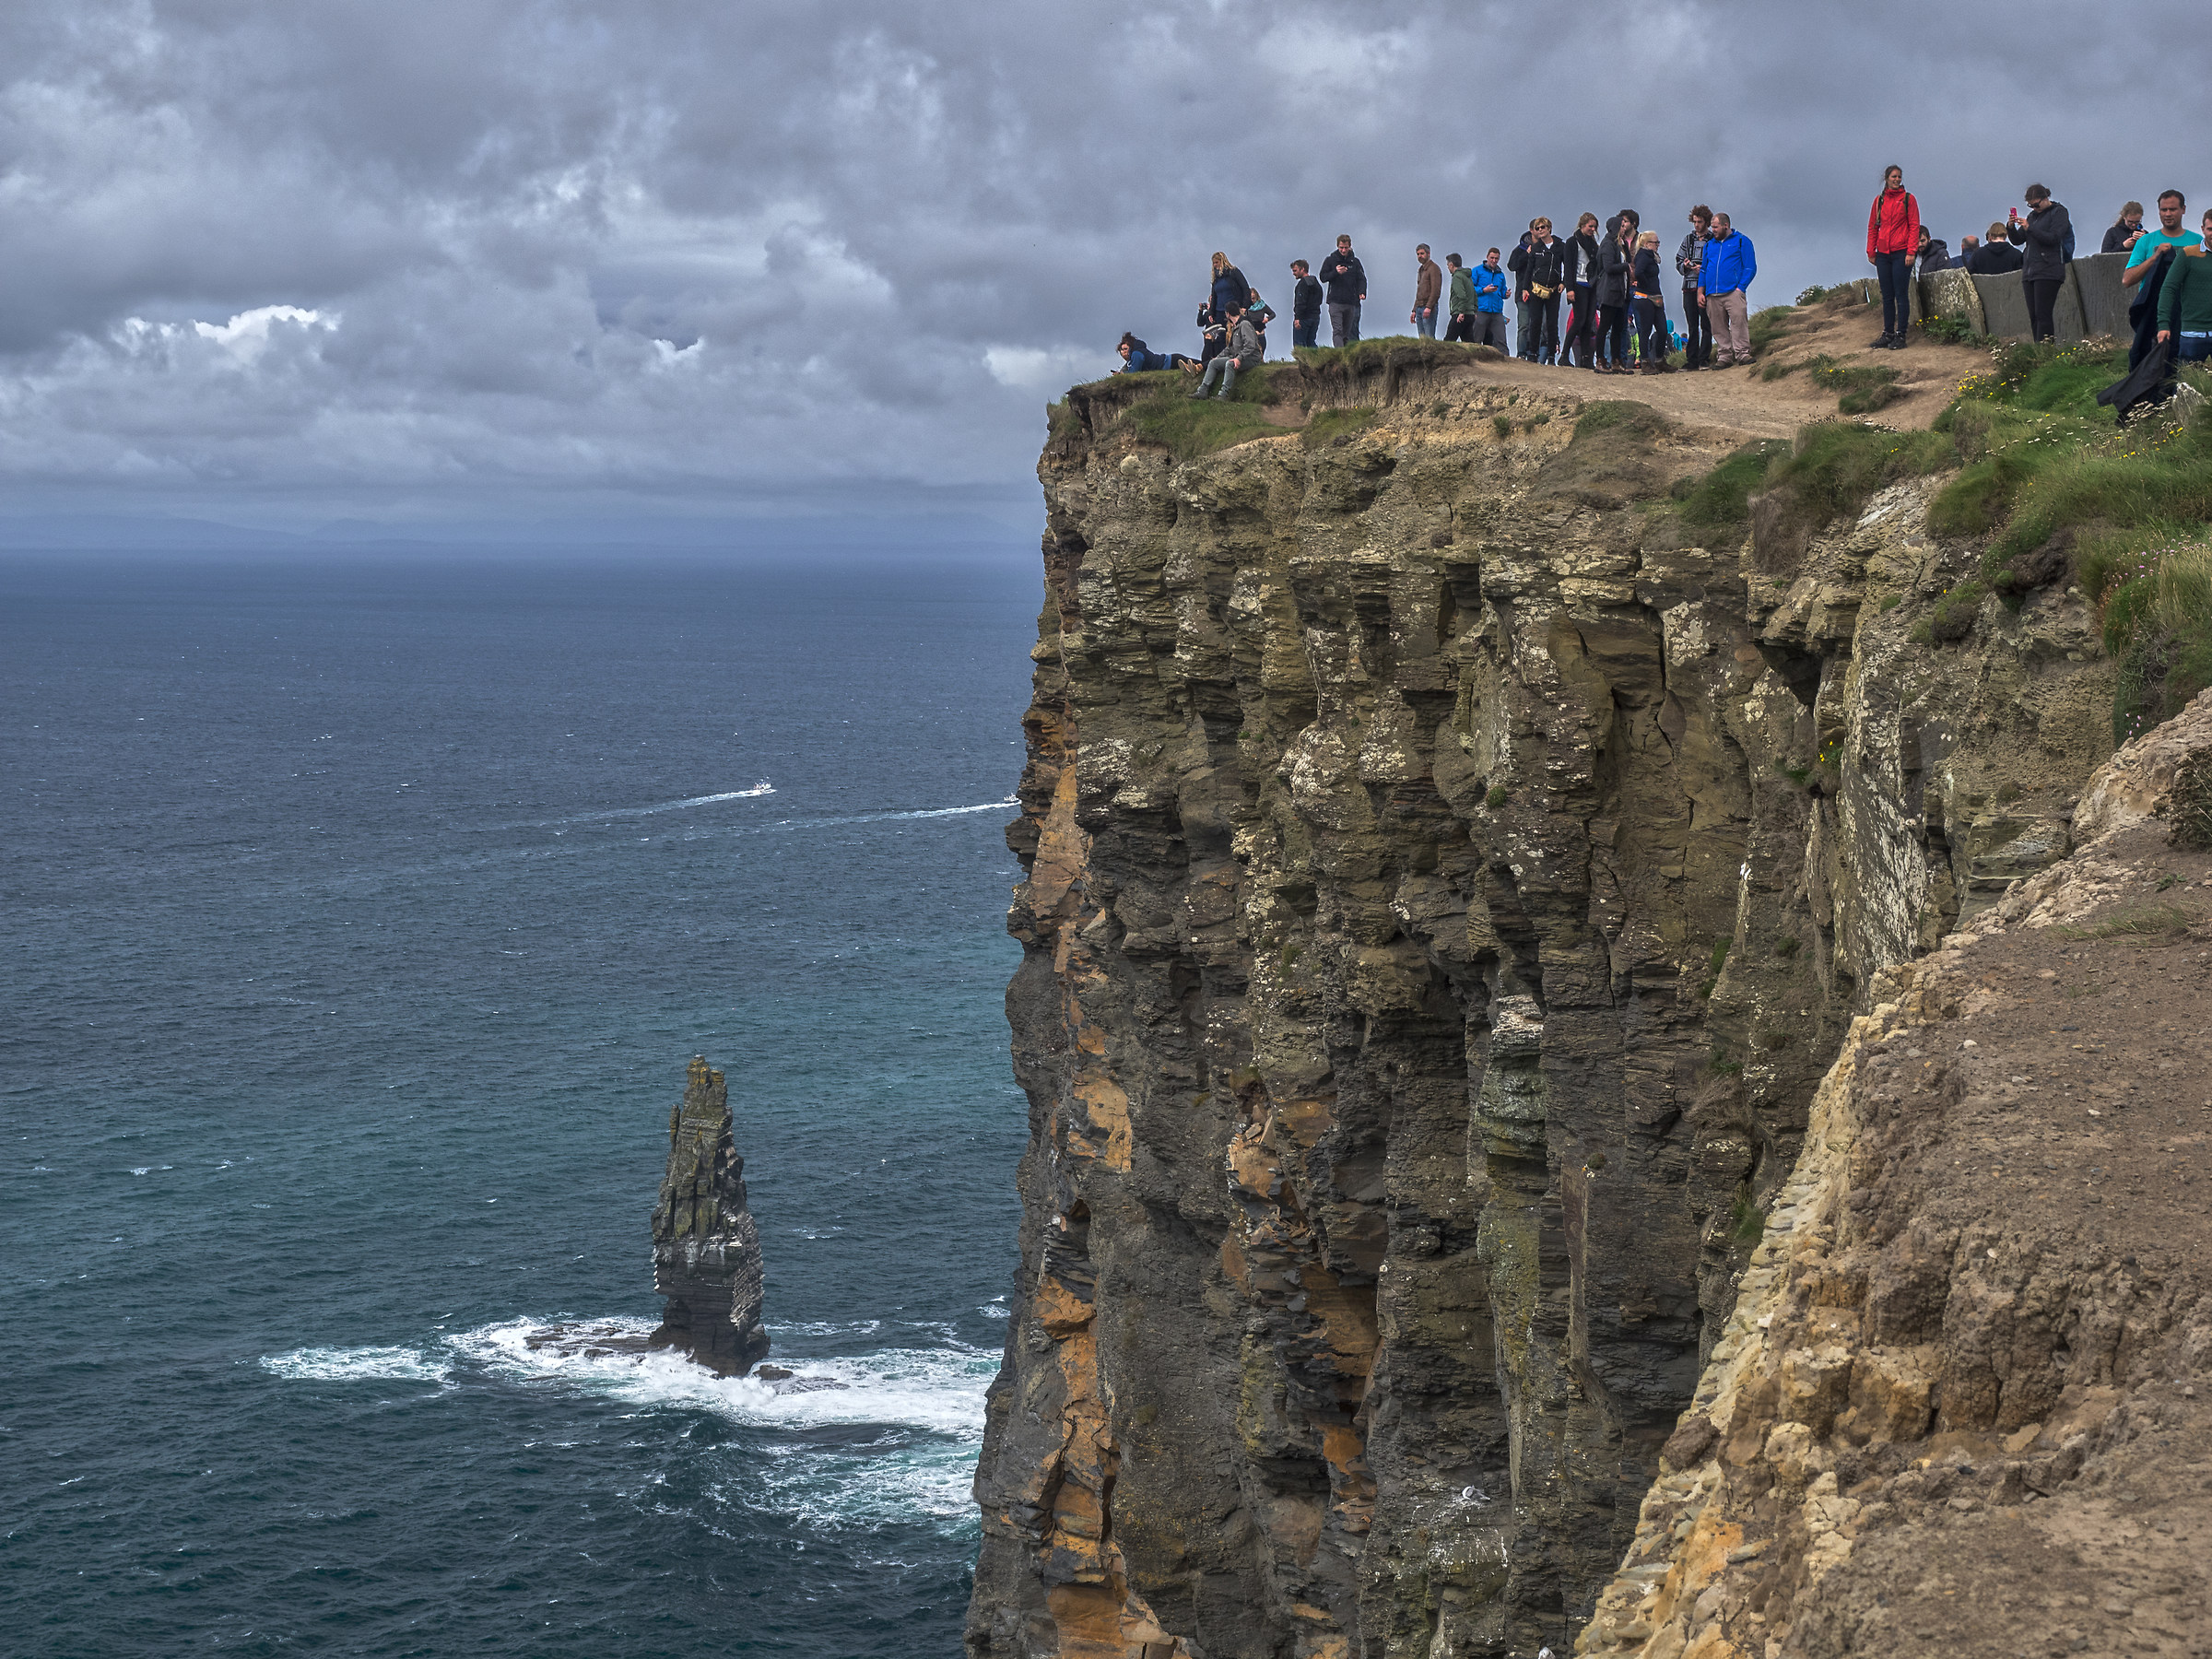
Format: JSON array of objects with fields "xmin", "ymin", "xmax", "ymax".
[
  {"xmin": 651, "ymin": 1055, "xmax": 769, "ymax": 1376},
  {"xmin": 968, "ymin": 353, "xmax": 2116, "ymax": 1659},
  {"xmin": 1574, "ymin": 694, "xmax": 2212, "ymax": 1659}
]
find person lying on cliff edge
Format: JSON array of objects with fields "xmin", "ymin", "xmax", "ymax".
[
  {"xmin": 2155, "ymin": 211, "xmax": 2212, "ymax": 368},
  {"xmin": 1114, "ymin": 333, "xmax": 1199, "ymax": 374},
  {"xmin": 1696, "ymin": 211, "xmax": 1758, "ymax": 368},
  {"xmin": 2006, "ymin": 184, "xmax": 2072, "ymax": 344},
  {"xmin": 1189, "ymin": 305, "xmax": 1265, "ymax": 399},
  {"xmin": 1865, "ymin": 163, "xmax": 1919, "ymax": 350}
]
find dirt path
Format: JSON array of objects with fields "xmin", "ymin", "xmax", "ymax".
[{"xmin": 1427, "ymin": 297, "xmax": 1992, "ymax": 441}]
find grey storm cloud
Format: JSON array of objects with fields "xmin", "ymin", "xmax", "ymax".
[{"xmin": 0, "ymin": 0, "xmax": 2204, "ymax": 532}]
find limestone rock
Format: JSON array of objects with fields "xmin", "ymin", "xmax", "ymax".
[{"xmin": 649, "ymin": 1055, "xmax": 768, "ymax": 1376}]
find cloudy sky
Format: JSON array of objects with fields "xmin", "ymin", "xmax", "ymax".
[{"xmin": 0, "ymin": 1, "xmax": 2200, "ymax": 544}]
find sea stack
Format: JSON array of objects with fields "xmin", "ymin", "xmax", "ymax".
[{"xmin": 649, "ymin": 1055, "xmax": 769, "ymax": 1376}]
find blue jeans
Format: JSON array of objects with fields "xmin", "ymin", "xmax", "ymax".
[
  {"xmin": 2180, "ymin": 335, "xmax": 2212, "ymax": 363},
  {"xmin": 1292, "ymin": 315, "xmax": 1318, "ymax": 348},
  {"xmin": 1414, "ymin": 307, "xmax": 1437, "ymax": 339},
  {"xmin": 1874, "ymin": 249, "xmax": 1912, "ymax": 337},
  {"xmin": 1194, "ymin": 353, "xmax": 1248, "ymax": 396}
]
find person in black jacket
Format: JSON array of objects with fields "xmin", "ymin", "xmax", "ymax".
[
  {"xmin": 2006, "ymin": 185, "xmax": 2072, "ymax": 342},
  {"xmin": 1317, "ymin": 235, "xmax": 1366, "ymax": 347},
  {"xmin": 1288, "ymin": 260, "xmax": 1324, "ymax": 349},
  {"xmin": 1593, "ymin": 214, "xmax": 1635, "ymax": 374},
  {"xmin": 1559, "ymin": 213, "xmax": 1603, "ymax": 368},
  {"xmin": 1508, "ymin": 225, "xmax": 1538, "ymax": 359},
  {"xmin": 1515, "ymin": 218, "xmax": 1566, "ymax": 365},
  {"xmin": 1966, "ymin": 221, "xmax": 2023, "ymax": 275}
]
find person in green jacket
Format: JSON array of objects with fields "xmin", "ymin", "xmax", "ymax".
[{"xmin": 2158, "ymin": 213, "xmax": 2212, "ymax": 366}]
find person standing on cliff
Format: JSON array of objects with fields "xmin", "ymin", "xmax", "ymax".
[
  {"xmin": 2105, "ymin": 201, "xmax": 2147, "ymax": 254},
  {"xmin": 1865, "ymin": 164, "xmax": 1920, "ymax": 350},
  {"xmin": 1560, "ymin": 213, "xmax": 1603, "ymax": 369},
  {"xmin": 1208, "ymin": 252, "xmax": 1252, "ymax": 328},
  {"xmin": 1518, "ymin": 218, "xmax": 1566, "ymax": 365},
  {"xmin": 1411, "ymin": 244, "xmax": 1442, "ymax": 339},
  {"xmin": 1697, "ymin": 212, "xmax": 1758, "ymax": 367},
  {"xmin": 1592, "ymin": 214, "xmax": 1634, "ymax": 374},
  {"xmin": 1318, "ymin": 234, "xmax": 1366, "ymax": 347},
  {"xmin": 2156, "ymin": 210, "xmax": 2212, "ymax": 367},
  {"xmin": 1508, "ymin": 224, "xmax": 1538, "ymax": 359},
  {"xmin": 2006, "ymin": 185, "xmax": 2072, "ymax": 343},
  {"xmin": 1676, "ymin": 206, "xmax": 1712, "ymax": 369},
  {"xmin": 1633, "ymin": 232, "xmax": 1671, "ymax": 373},
  {"xmin": 2123, "ymin": 191, "xmax": 2197, "ymax": 370},
  {"xmin": 1288, "ymin": 259, "xmax": 1324, "ymax": 349}
]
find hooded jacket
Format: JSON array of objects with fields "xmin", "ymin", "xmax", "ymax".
[
  {"xmin": 2007, "ymin": 202, "xmax": 2072, "ymax": 284},
  {"xmin": 1513, "ymin": 237, "xmax": 1567, "ymax": 297},
  {"xmin": 1318, "ymin": 248, "xmax": 1366, "ymax": 306},
  {"xmin": 1224, "ymin": 314, "xmax": 1265, "ymax": 368},
  {"xmin": 1473, "ymin": 264, "xmax": 1507, "ymax": 313},
  {"xmin": 1866, "ymin": 186, "xmax": 1921, "ymax": 259},
  {"xmin": 1449, "ymin": 266, "xmax": 1477, "ymax": 315},
  {"xmin": 1916, "ymin": 238, "xmax": 1952, "ymax": 276},
  {"xmin": 1967, "ymin": 240, "xmax": 2023, "ymax": 276},
  {"xmin": 1700, "ymin": 229, "xmax": 1757, "ymax": 295},
  {"xmin": 1564, "ymin": 228, "xmax": 1602, "ymax": 288}
]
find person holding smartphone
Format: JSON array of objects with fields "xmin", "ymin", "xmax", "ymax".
[{"xmin": 2006, "ymin": 186, "xmax": 2072, "ymax": 343}]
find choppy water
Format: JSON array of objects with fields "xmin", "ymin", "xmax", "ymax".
[{"xmin": 1, "ymin": 548, "xmax": 1035, "ymax": 1656}]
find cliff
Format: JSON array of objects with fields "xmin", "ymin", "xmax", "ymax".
[
  {"xmin": 650, "ymin": 1054, "xmax": 769, "ymax": 1376},
  {"xmin": 967, "ymin": 324, "xmax": 2169, "ymax": 1659}
]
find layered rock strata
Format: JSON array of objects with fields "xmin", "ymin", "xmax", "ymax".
[
  {"xmin": 968, "ymin": 358, "xmax": 2118, "ymax": 1659},
  {"xmin": 650, "ymin": 1054, "xmax": 769, "ymax": 1376},
  {"xmin": 1575, "ymin": 691, "xmax": 2212, "ymax": 1659}
]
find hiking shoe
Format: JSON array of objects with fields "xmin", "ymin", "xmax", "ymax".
[{"xmin": 1871, "ymin": 333, "xmax": 1894, "ymax": 348}]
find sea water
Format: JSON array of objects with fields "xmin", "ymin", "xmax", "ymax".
[{"xmin": 1, "ymin": 547, "xmax": 1037, "ymax": 1656}]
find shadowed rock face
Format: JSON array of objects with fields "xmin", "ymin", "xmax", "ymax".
[
  {"xmin": 966, "ymin": 367, "xmax": 2114, "ymax": 1659},
  {"xmin": 650, "ymin": 1055, "xmax": 768, "ymax": 1377}
]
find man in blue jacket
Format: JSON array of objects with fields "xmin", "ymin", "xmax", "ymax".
[
  {"xmin": 1697, "ymin": 213, "xmax": 1759, "ymax": 367},
  {"xmin": 1445, "ymin": 250, "xmax": 1511, "ymax": 348}
]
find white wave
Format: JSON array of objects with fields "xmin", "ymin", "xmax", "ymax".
[
  {"xmin": 261, "ymin": 1344, "xmax": 452, "ymax": 1382},
  {"xmin": 519, "ymin": 781, "xmax": 776, "ymax": 830},
  {"xmin": 449, "ymin": 1317, "xmax": 992, "ymax": 1441}
]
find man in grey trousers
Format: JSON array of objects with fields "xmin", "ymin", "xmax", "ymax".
[{"xmin": 1317, "ymin": 234, "xmax": 1366, "ymax": 347}]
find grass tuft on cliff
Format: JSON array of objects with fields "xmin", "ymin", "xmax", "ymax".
[
  {"xmin": 1922, "ymin": 342, "xmax": 2212, "ymax": 738},
  {"xmin": 1111, "ymin": 366, "xmax": 1288, "ymax": 459}
]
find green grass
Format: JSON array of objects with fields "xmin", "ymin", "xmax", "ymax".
[
  {"xmin": 1748, "ymin": 305, "xmax": 1797, "ymax": 356},
  {"xmin": 1698, "ymin": 939, "xmax": 1729, "ymax": 999},
  {"xmin": 1301, "ymin": 406, "xmax": 1379, "ymax": 450},
  {"xmin": 1573, "ymin": 399, "xmax": 1663, "ymax": 439},
  {"xmin": 1911, "ymin": 578, "xmax": 1987, "ymax": 645},
  {"xmin": 1485, "ymin": 785, "xmax": 1508, "ymax": 809},
  {"xmin": 1112, "ymin": 365, "xmax": 1286, "ymax": 458},
  {"xmin": 1729, "ymin": 1189, "xmax": 1767, "ymax": 1242},
  {"xmin": 1665, "ymin": 439, "xmax": 1791, "ymax": 531},
  {"xmin": 1922, "ymin": 343, "xmax": 2212, "ymax": 738},
  {"xmin": 1762, "ymin": 419, "xmax": 1954, "ymax": 533},
  {"xmin": 1492, "ymin": 413, "xmax": 1512, "ymax": 438}
]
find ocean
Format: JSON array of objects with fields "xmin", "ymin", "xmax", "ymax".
[{"xmin": 1, "ymin": 547, "xmax": 1038, "ymax": 1656}]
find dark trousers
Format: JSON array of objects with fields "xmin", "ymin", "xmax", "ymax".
[
  {"xmin": 1446, "ymin": 312, "xmax": 1509, "ymax": 347},
  {"xmin": 1526, "ymin": 295, "xmax": 1561, "ymax": 362},
  {"xmin": 1327, "ymin": 301, "xmax": 1360, "ymax": 347},
  {"xmin": 1444, "ymin": 312, "xmax": 1473, "ymax": 342},
  {"xmin": 1564, "ymin": 284, "xmax": 1595, "ymax": 364},
  {"xmin": 1681, "ymin": 284, "xmax": 1711, "ymax": 366},
  {"xmin": 2024, "ymin": 276, "xmax": 2061, "ymax": 343},
  {"xmin": 1292, "ymin": 315, "xmax": 1319, "ymax": 349},
  {"xmin": 1635, "ymin": 297, "xmax": 1668, "ymax": 365},
  {"xmin": 1598, "ymin": 303, "xmax": 1630, "ymax": 365},
  {"xmin": 1516, "ymin": 301, "xmax": 1535, "ymax": 359},
  {"xmin": 1874, "ymin": 250, "xmax": 1912, "ymax": 337}
]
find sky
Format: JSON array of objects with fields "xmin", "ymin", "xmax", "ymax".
[{"xmin": 0, "ymin": 1, "xmax": 2203, "ymax": 547}]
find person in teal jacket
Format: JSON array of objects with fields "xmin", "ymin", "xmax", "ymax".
[{"xmin": 1697, "ymin": 214, "xmax": 1759, "ymax": 366}]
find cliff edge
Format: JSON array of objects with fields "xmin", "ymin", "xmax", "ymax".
[{"xmin": 967, "ymin": 313, "xmax": 2186, "ymax": 1658}]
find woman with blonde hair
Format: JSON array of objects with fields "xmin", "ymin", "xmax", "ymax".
[
  {"xmin": 1633, "ymin": 232, "xmax": 1670, "ymax": 373},
  {"xmin": 1208, "ymin": 252, "xmax": 1252, "ymax": 328}
]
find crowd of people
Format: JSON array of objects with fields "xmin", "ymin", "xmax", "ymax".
[{"xmin": 1111, "ymin": 168, "xmax": 2212, "ymax": 397}]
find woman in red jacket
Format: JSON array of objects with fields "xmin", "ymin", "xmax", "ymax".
[{"xmin": 1866, "ymin": 163, "xmax": 1921, "ymax": 350}]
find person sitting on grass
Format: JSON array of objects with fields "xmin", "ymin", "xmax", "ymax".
[
  {"xmin": 1191, "ymin": 305, "xmax": 1265, "ymax": 399},
  {"xmin": 1115, "ymin": 334, "xmax": 1197, "ymax": 373}
]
